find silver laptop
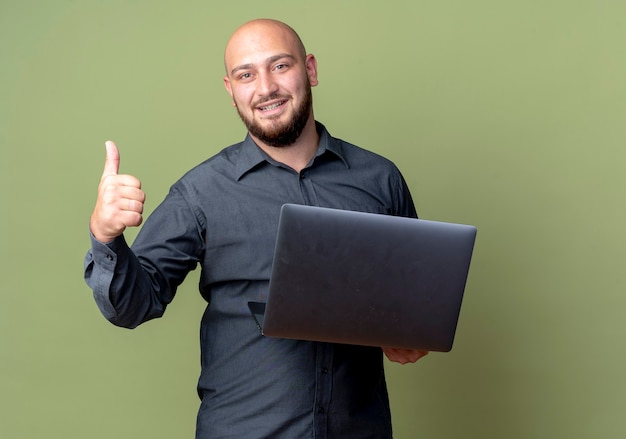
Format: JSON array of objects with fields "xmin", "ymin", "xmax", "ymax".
[{"xmin": 248, "ymin": 203, "xmax": 477, "ymax": 352}]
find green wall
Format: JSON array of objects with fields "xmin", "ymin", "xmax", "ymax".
[{"xmin": 2, "ymin": 1, "xmax": 625, "ymax": 437}]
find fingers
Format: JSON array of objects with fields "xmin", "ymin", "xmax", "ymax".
[
  {"xmin": 97, "ymin": 175, "xmax": 145, "ymax": 215},
  {"xmin": 102, "ymin": 140, "xmax": 120, "ymax": 179},
  {"xmin": 382, "ymin": 348, "xmax": 429, "ymax": 365},
  {"xmin": 116, "ymin": 185, "xmax": 146, "ymax": 210},
  {"xmin": 112, "ymin": 208, "xmax": 144, "ymax": 228},
  {"xmin": 101, "ymin": 174, "xmax": 143, "ymax": 196},
  {"xmin": 101, "ymin": 183, "xmax": 145, "ymax": 212}
]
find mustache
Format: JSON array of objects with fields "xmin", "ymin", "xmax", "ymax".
[{"xmin": 253, "ymin": 93, "xmax": 290, "ymax": 107}]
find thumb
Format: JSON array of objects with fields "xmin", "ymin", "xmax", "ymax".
[{"xmin": 102, "ymin": 140, "xmax": 120, "ymax": 178}]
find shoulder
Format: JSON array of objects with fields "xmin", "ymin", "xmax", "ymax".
[
  {"xmin": 171, "ymin": 140, "xmax": 258, "ymax": 193},
  {"xmin": 158, "ymin": 141, "xmax": 244, "ymax": 203},
  {"xmin": 320, "ymin": 122, "xmax": 397, "ymax": 168},
  {"xmin": 182, "ymin": 142, "xmax": 245, "ymax": 179},
  {"xmin": 329, "ymin": 133, "xmax": 402, "ymax": 176}
]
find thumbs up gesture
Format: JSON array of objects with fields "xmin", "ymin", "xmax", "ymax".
[{"xmin": 89, "ymin": 141, "xmax": 146, "ymax": 243}]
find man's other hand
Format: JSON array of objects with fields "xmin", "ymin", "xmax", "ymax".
[{"xmin": 382, "ymin": 347, "xmax": 429, "ymax": 365}]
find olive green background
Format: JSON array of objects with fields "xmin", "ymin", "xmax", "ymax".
[{"xmin": 2, "ymin": 1, "xmax": 625, "ymax": 438}]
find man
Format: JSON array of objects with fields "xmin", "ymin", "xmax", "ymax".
[{"xmin": 85, "ymin": 19, "xmax": 428, "ymax": 438}]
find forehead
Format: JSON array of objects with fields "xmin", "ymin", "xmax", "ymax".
[{"xmin": 224, "ymin": 22, "xmax": 303, "ymax": 73}]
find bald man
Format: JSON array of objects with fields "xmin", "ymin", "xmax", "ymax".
[{"xmin": 86, "ymin": 19, "xmax": 427, "ymax": 438}]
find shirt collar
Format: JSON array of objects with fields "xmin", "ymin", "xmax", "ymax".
[{"xmin": 235, "ymin": 121, "xmax": 349, "ymax": 181}]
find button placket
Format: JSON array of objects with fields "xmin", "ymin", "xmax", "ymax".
[{"xmin": 313, "ymin": 343, "xmax": 333, "ymax": 437}]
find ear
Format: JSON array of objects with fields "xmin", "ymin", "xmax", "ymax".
[
  {"xmin": 223, "ymin": 76, "xmax": 236, "ymax": 106},
  {"xmin": 305, "ymin": 54, "xmax": 319, "ymax": 87}
]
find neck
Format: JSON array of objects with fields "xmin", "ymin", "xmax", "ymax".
[{"xmin": 251, "ymin": 117, "xmax": 319, "ymax": 173}]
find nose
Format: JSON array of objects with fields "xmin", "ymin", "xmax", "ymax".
[{"xmin": 256, "ymin": 71, "xmax": 279, "ymax": 97}]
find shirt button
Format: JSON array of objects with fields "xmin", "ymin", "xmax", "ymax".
[
  {"xmin": 317, "ymin": 406, "xmax": 325, "ymax": 414},
  {"xmin": 321, "ymin": 367, "xmax": 328, "ymax": 374},
  {"xmin": 106, "ymin": 255, "xmax": 114, "ymax": 261}
]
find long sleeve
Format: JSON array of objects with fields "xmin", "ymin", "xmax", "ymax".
[
  {"xmin": 83, "ymin": 233, "xmax": 168, "ymax": 328},
  {"xmin": 84, "ymin": 233, "xmax": 129, "ymax": 325},
  {"xmin": 84, "ymin": 184, "xmax": 204, "ymax": 329},
  {"xmin": 395, "ymin": 170, "xmax": 418, "ymax": 219}
]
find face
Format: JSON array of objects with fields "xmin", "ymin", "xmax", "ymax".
[{"xmin": 223, "ymin": 21, "xmax": 319, "ymax": 147}]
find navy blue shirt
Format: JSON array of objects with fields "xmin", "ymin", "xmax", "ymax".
[{"xmin": 85, "ymin": 122, "xmax": 417, "ymax": 438}]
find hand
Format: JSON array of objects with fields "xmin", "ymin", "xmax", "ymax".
[
  {"xmin": 382, "ymin": 347, "xmax": 429, "ymax": 365},
  {"xmin": 89, "ymin": 141, "xmax": 145, "ymax": 243}
]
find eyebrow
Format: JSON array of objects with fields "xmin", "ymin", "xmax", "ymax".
[{"xmin": 230, "ymin": 53, "xmax": 297, "ymax": 76}]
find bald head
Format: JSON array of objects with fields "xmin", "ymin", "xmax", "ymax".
[{"xmin": 224, "ymin": 19, "xmax": 307, "ymax": 76}]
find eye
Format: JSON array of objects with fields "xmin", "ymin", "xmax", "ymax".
[
  {"xmin": 238, "ymin": 72, "xmax": 253, "ymax": 81},
  {"xmin": 274, "ymin": 63, "xmax": 289, "ymax": 71}
]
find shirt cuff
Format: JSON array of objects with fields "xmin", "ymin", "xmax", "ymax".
[{"xmin": 85, "ymin": 231, "xmax": 130, "ymax": 320}]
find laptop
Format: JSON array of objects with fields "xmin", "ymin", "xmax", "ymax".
[{"xmin": 248, "ymin": 204, "xmax": 477, "ymax": 352}]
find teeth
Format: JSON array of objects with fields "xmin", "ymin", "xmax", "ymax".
[{"xmin": 260, "ymin": 102, "xmax": 283, "ymax": 111}]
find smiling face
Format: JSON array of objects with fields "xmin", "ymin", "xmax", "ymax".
[{"xmin": 223, "ymin": 20, "xmax": 319, "ymax": 147}]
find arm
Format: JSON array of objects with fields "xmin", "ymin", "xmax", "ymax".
[
  {"xmin": 382, "ymin": 168, "xmax": 425, "ymax": 363},
  {"xmin": 84, "ymin": 232, "xmax": 165, "ymax": 328},
  {"xmin": 84, "ymin": 141, "xmax": 201, "ymax": 328}
]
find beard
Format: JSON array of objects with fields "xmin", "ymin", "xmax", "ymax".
[{"xmin": 236, "ymin": 85, "xmax": 313, "ymax": 147}]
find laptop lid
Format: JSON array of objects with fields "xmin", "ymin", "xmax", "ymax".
[{"xmin": 251, "ymin": 204, "xmax": 477, "ymax": 352}]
